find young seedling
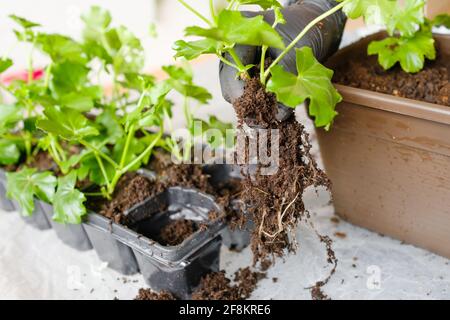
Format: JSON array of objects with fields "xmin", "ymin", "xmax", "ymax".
[
  {"xmin": 0, "ymin": 7, "xmax": 224, "ymax": 224},
  {"xmin": 174, "ymin": 0, "xmax": 448, "ymax": 129}
]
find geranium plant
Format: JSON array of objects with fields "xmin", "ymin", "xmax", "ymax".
[
  {"xmin": 174, "ymin": 0, "xmax": 450, "ymax": 128},
  {"xmin": 0, "ymin": 7, "xmax": 226, "ymax": 224}
]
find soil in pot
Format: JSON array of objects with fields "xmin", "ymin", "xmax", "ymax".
[
  {"xmin": 333, "ymin": 45, "xmax": 449, "ymax": 106},
  {"xmin": 95, "ymin": 151, "xmax": 243, "ymax": 226},
  {"xmin": 233, "ymin": 77, "xmax": 331, "ymax": 264},
  {"xmin": 158, "ymin": 218, "xmax": 197, "ymax": 246}
]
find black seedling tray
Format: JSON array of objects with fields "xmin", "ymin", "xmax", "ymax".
[
  {"xmin": 85, "ymin": 186, "xmax": 225, "ymax": 298},
  {"xmin": 0, "ymin": 170, "xmax": 17, "ymax": 212}
]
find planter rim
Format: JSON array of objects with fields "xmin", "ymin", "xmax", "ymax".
[
  {"xmin": 329, "ymin": 32, "xmax": 450, "ymax": 126},
  {"xmin": 334, "ymin": 84, "xmax": 450, "ymax": 126}
]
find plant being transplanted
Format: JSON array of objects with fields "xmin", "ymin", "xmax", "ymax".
[
  {"xmin": 173, "ymin": 0, "xmax": 448, "ymax": 263},
  {"xmin": 0, "ymin": 7, "xmax": 225, "ymax": 224}
]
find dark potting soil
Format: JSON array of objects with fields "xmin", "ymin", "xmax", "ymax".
[
  {"xmin": 233, "ymin": 77, "xmax": 331, "ymax": 264},
  {"xmin": 158, "ymin": 219, "xmax": 197, "ymax": 246},
  {"xmin": 333, "ymin": 48, "xmax": 449, "ymax": 106},
  {"xmin": 97, "ymin": 151, "xmax": 243, "ymax": 227},
  {"xmin": 135, "ymin": 288, "xmax": 177, "ymax": 300},
  {"xmin": 99, "ymin": 172, "xmax": 155, "ymax": 224}
]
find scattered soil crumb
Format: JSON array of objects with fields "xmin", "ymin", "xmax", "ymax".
[
  {"xmin": 311, "ymin": 282, "xmax": 330, "ymax": 300},
  {"xmin": 159, "ymin": 219, "xmax": 197, "ymax": 246},
  {"xmin": 135, "ymin": 288, "xmax": 177, "ymax": 300},
  {"xmin": 334, "ymin": 232, "xmax": 347, "ymax": 239},
  {"xmin": 192, "ymin": 268, "xmax": 265, "ymax": 300},
  {"xmin": 330, "ymin": 217, "xmax": 340, "ymax": 224},
  {"xmin": 272, "ymin": 277, "xmax": 278, "ymax": 283},
  {"xmin": 259, "ymin": 258, "xmax": 272, "ymax": 271}
]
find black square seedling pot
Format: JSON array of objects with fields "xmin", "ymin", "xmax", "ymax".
[
  {"xmin": 84, "ymin": 186, "xmax": 225, "ymax": 299},
  {"xmin": 40, "ymin": 201, "xmax": 93, "ymax": 251}
]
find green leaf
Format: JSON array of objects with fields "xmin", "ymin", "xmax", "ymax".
[
  {"xmin": 37, "ymin": 106, "xmax": 99, "ymax": 140},
  {"xmin": 0, "ymin": 105, "xmax": 22, "ymax": 134},
  {"xmin": 50, "ymin": 61, "xmax": 89, "ymax": 92},
  {"xmin": 52, "ymin": 171, "xmax": 86, "ymax": 224},
  {"xmin": 368, "ymin": 30, "xmax": 435, "ymax": 73},
  {"xmin": 386, "ymin": 0, "xmax": 425, "ymax": 37},
  {"xmin": 340, "ymin": 0, "xmax": 396, "ymax": 26},
  {"xmin": 148, "ymin": 23, "xmax": 158, "ymax": 38},
  {"xmin": 96, "ymin": 110, "xmax": 124, "ymax": 144},
  {"xmin": 0, "ymin": 58, "xmax": 13, "ymax": 73},
  {"xmin": 9, "ymin": 15, "xmax": 40, "ymax": 29},
  {"xmin": 163, "ymin": 64, "xmax": 212, "ymax": 103},
  {"xmin": 267, "ymin": 47, "xmax": 341, "ymax": 129},
  {"xmin": 432, "ymin": 14, "xmax": 450, "ymax": 28},
  {"xmin": 235, "ymin": 0, "xmax": 282, "ymax": 9},
  {"xmin": 36, "ymin": 34, "xmax": 86, "ymax": 64},
  {"xmin": 173, "ymin": 39, "xmax": 219, "ymax": 60},
  {"xmin": 81, "ymin": 6, "xmax": 112, "ymax": 41},
  {"xmin": 0, "ymin": 139, "xmax": 20, "ymax": 165},
  {"xmin": 185, "ymin": 10, "xmax": 285, "ymax": 49},
  {"xmin": 6, "ymin": 168, "xmax": 56, "ymax": 216},
  {"xmin": 111, "ymin": 26, "xmax": 145, "ymax": 74},
  {"xmin": 274, "ymin": 7, "xmax": 286, "ymax": 25}
]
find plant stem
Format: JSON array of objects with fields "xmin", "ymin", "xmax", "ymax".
[
  {"xmin": 27, "ymin": 39, "xmax": 36, "ymax": 83},
  {"xmin": 121, "ymin": 130, "xmax": 162, "ymax": 174},
  {"xmin": 217, "ymin": 54, "xmax": 240, "ymax": 71},
  {"xmin": 260, "ymin": 45, "xmax": 268, "ymax": 83},
  {"xmin": 229, "ymin": 48, "xmax": 249, "ymax": 78},
  {"xmin": 80, "ymin": 139, "xmax": 118, "ymax": 169},
  {"xmin": 209, "ymin": 0, "xmax": 217, "ymax": 22},
  {"xmin": 262, "ymin": 0, "xmax": 348, "ymax": 82},
  {"xmin": 94, "ymin": 152, "xmax": 111, "ymax": 191},
  {"xmin": 120, "ymin": 124, "xmax": 135, "ymax": 169},
  {"xmin": 177, "ymin": 0, "xmax": 213, "ymax": 26},
  {"xmin": 107, "ymin": 130, "xmax": 163, "ymax": 195},
  {"xmin": 44, "ymin": 62, "xmax": 52, "ymax": 89}
]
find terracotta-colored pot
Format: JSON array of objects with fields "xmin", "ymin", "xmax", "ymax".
[{"xmin": 317, "ymin": 32, "xmax": 450, "ymax": 258}]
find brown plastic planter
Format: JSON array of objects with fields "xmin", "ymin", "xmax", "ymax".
[{"xmin": 317, "ymin": 32, "xmax": 450, "ymax": 258}]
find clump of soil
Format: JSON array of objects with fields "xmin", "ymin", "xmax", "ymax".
[
  {"xmin": 159, "ymin": 219, "xmax": 197, "ymax": 246},
  {"xmin": 233, "ymin": 78, "xmax": 330, "ymax": 263},
  {"xmin": 27, "ymin": 151, "xmax": 57, "ymax": 172},
  {"xmin": 333, "ymin": 47, "xmax": 449, "ymax": 106},
  {"xmin": 191, "ymin": 267, "xmax": 265, "ymax": 300},
  {"xmin": 99, "ymin": 173, "xmax": 155, "ymax": 224},
  {"xmin": 135, "ymin": 288, "xmax": 177, "ymax": 300}
]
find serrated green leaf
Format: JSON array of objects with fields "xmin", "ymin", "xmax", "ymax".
[
  {"xmin": 0, "ymin": 105, "xmax": 22, "ymax": 134},
  {"xmin": 37, "ymin": 106, "xmax": 99, "ymax": 140},
  {"xmin": 111, "ymin": 26, "xmax": 145, "ymax": 74},
  {"xmin": 267, "ymin": 47, "xmax": 341, "ymax": 129},
  {"xmin": 340, "ymin": 0, "xmax": 396, "ymax": 26},
  {"xmin": 81, "ymin": 6, "xmax": 112, "ymax": 42},
  {"xmin": 36, "ymin": 34, "xmax": 86, "ymax": 64},
  {"xmin": 368, "ymin": 30, "xmax": 435, "ymax": 73},
  {"xmin": 0, "ymin": 139, "xmax": 20, "ymax": 165},
  {"xmin": 432, "ymin": 14, "xmax": 450, "ymax": 28},
  {"xmin": 9, "ymin": 15, "xmax": 40, "ymax": 29},
  {"xmin": 173, "ymin": 39, "xmax": 220, "ymax": 60},
  {"xmin": 53, "ymin": 171, "xmax": 86, "ymax": 224},
  {"xmin": 96, "ymin": 110, "xmax": 124, "ymax": 144},
  {"xmin": 386, "ymin": 0, "xmax": 425, "ymax": 37},
  {"xmin": 6, "ymin": 168, "xmax": 56, "ymax": 216},
  {"xmin": 0, "ymin": 58, "xmax": 13, "ymax": 73},
  {"xmin": 235, "ymin": 0, "xmax": 282, "ymax": 9},
  {"xmin": 185, "ymin": 10, "xmax": 285, "ymax": 49}
]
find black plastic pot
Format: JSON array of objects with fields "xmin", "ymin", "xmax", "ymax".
[
  {"xmin": 40, "ymin": 201, "xmax": 93, "ymax": 251},
  {"xmin": 0, "ymin": 170, "xmax": 16, "ymax": 212},
  {"xmin": 203, "ymin": 163, "xmax": 252, "ymax": 251},
  {"xmin": 85, "ymin": 186, "xmax": 225, "ymax": 299},
  {"xmin": 20, "ymin": 199, "xmax": 52, "ymax": 230}
]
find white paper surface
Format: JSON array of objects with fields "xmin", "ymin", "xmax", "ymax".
[{"xmin": 1, "ymin": 187, "xmax": 449, "ymax": 300}]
